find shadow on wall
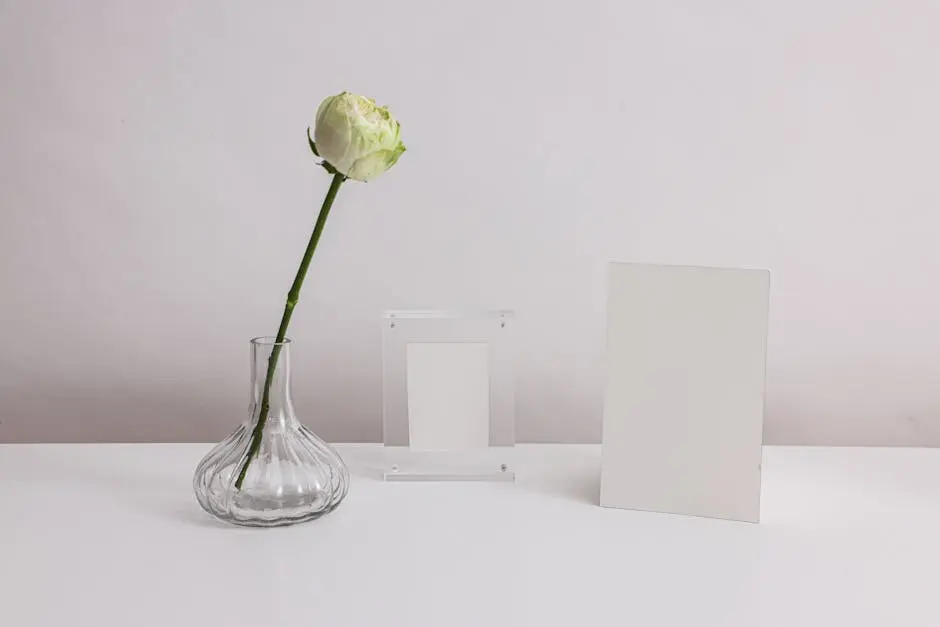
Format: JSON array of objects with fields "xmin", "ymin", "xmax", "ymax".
[
  {"xmin": 0, "ymin": 377, "xmax": 382, "ymax": 443},
  {"xmin": 1, "ymin": 370, "xmax": 605, "ymax": 444},
  {"xmin": 763, "ymin": 391, "xmax": 940, "ymax": 447},
  {"xmin": 515, "ymin": 371, "xmax": 603, "ymax": 444},
  {"xmin": 9, "ymin": 378, "xmax": 940, "ymax": 446}
]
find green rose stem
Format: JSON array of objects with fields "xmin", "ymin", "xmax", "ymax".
[{"xmin": 233, "ymin": 172, "xmax": 346, "ymax": 490}]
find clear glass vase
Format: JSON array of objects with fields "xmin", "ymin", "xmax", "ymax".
[{"xmin": 193, "ymin": 337, "xmax": 349, "ymax": 527}]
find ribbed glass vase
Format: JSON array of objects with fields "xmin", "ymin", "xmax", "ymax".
[{"xmin": 193, "ymin": 337, "xmax": 349, "ymax": 527}]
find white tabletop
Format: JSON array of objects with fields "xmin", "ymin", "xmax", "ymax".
[{"xmin": 3, "ymin": 444, "xmax": 940, "ymax": 626}]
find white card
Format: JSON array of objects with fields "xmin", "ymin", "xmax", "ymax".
[
  {"xmin": 406, "ymin": 342, "xmax": 491, "ymax": 451},
  {"xmin": 600, "ymin": 263, "xmax": 769, "ymax": 522}
]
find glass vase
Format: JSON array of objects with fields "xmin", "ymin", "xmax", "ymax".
[{"xmin": 193, "ymin": 337, "xmax": 349, "ymax": 527}]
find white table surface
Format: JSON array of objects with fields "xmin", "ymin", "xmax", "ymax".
[{"xmin": 3, "ymin": 444, "xmax": 940, "ymax": 626}]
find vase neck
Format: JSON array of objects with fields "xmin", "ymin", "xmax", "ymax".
[{"xmin": 249, "ymin": 338, "xmax": 298, "ymax": 430}]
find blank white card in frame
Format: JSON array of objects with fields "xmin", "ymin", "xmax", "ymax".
[
  {"xmin": 600, "ymin": 263, "xmax": 770, "ymax": 523},
  {"xmin": 406, "ymin": 342, "xmax": 491, "ymax": 451}
]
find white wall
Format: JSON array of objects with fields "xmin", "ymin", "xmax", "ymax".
[{"xmin": 2, "ymin": 0, "xmax": 940, "ymax": 445}]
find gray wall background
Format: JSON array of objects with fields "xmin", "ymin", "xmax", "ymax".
[{"xmin": 3, "ymin": 0, "xmax": 940, "ymax": 445}]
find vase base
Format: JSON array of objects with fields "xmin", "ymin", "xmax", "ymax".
[{"xmin": 204, "ymin": 505, "xmax": 343, "ymax": 528}]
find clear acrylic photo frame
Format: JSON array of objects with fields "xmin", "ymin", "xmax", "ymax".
[{"xmin": 382, "ymin": 310, "xmax": 516, "ymax": 481}]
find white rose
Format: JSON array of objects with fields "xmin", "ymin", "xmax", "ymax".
[{"xmin": 312, "ymin": 92, "xmax": 406, "ymax": 182}]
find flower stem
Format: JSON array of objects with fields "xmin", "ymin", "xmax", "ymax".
[{"xmin": 234, "ymin": 172, "xmax": 346, "ymax": 490}]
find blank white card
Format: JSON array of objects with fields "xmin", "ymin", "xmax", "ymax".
[
  {"xmin": 406, "ymin": 342, "xmax": 490, "ymax": 451},
  {"xmin": 600, "ymin": 263, "xmax": 770, "ymax": 522}
]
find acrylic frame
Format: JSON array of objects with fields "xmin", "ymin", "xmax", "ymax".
[{"xmin": 382, "ymin": 310, "xmax": 516, "ymax": 481}]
